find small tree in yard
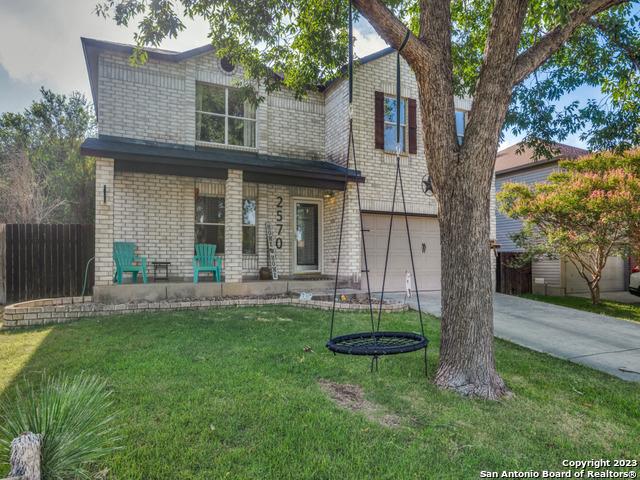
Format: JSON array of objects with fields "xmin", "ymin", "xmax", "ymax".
[
  {"xmin": 498, "ymin": 149, "xmax": 640, "ymax": 305},
  {"xmin": 96, "ymin": 0, "xmax": 640, "ymax": 399}
]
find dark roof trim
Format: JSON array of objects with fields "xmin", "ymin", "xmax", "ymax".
[
  {"xmin": 495, "ymin": 157, "xmax": 560, "ymax": 177},
  {"xmin": 81, "ymin": 37, "xmax": 395, "ymax": 105},
  {"xmin": 81, "ymin": 136, "xmax": 363, "ymax": 188},
  {"xmin": 82, "ymin": 37, "xmax": 215, "ymax": 63},
  {"xmin": 361, "ymin": 210, "xmax": 437, "ymax": 219}
]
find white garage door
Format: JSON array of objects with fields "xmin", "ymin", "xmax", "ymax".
[
  {"xmin": 362, "ymin": 214, "xmax": 441, "ymax": 293},
  {"xmin": 565, "ymin": 256, "xmax": 625, "ymax": 294}
]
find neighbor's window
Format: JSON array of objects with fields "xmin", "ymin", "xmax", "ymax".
[
  {"xmin": 196, "ymin": 83, "xmax": 256, "ymax": 148},
  {"xmin": 455, "ymin": 110, "xmax": 466, "ymax": 145},
  {"xmin": 243, "ymin": 198, "xmax": 256, "ymax": 255},
  {"xmin": 195, "ymin": 195, "xmax": 225, "ymax": 253},
  {"xmin": 383, "ymin": 95, "xmax": 407, "ymax": 152}
]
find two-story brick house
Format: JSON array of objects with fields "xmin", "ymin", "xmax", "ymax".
[{"xmin": 81, "ymin": 37, "xmax": 491, "ymax": 294}]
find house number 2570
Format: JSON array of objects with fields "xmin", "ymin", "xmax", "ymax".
[{"xmin": 275, "ymin": 196, "xmax": 283, "ymax": 249}]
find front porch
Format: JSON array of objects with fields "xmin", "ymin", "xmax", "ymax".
[{"xmin": 86, "ymin": 136, "xmax": 365, "ymax": 298}]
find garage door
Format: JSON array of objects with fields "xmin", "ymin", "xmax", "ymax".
[
  {"xmin": 362, "ymin": 214, "xmax": 441, "ymax": 293},
  {"xmin": 565, "ymin": 256, "xmax": 625, "ymax": 294}
]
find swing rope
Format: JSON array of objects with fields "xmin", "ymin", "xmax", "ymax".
[
  {"xmin": 330, "ymin": 0, "xmax": 377, "ymax": 340},
  {"xmin": 376, "ymin": 31, "xmax": 426, "ymax": 340},
  {"xmin": 327, "ymin": 3, "xmax": 428, "ymax": 374}
]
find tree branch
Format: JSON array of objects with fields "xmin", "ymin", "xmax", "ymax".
[
  {"xmin": 588, "ymin": 18, "xmax": 640, "ymax": 69},
  {"xmin": 351, "ymin": 0, "xmax": 428, "ymax": 67},
  {"xmin": 513, "ymin": 0, "xmax": 630, "ymax": 85},
  {"xmin": 463, "ymin": 0, "xmax": 529, "ymax": 176}
]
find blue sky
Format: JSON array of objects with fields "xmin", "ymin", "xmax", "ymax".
[{"xmin": 0, "ymin": 1, "xmax": 621, "ymax": 150}]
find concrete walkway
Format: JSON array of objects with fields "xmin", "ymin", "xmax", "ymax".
[{"xmin": 382, "ymin": 291, "xmax": 640, "ymax": 382}]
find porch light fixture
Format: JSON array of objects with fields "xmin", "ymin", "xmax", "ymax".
[{"xmin": 323, "ymin": 190, "xmax": 334, "ymax": 199}]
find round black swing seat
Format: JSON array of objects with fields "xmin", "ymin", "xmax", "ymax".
[{"xmin": 327, "ymin": 331, "xmax": 428, "ymax": 356}]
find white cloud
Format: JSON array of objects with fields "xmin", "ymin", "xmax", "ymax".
[
  {"xmin": 0, "ymin": 1, "xmax": 386, "ymax": 112},
  {"xmin": 354, "ymin": 19, "xmax": 388, "ymax": 57},
  {"xmin": 0, "ymin": 0, "xmax": 210, "ymax": 106}
]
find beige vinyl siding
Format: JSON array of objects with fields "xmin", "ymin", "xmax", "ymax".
[{"xmin": 532, "ymin": 257, "xmax": 562, "ymax": 288}]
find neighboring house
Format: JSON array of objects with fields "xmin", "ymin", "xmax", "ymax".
[
  {"xmin": 495, "ymin": 142, "xmax": 626, "ymax": 295},
  {"xmin": 81, "ymin": 37, "xmax": 488, "ymax": 293}
]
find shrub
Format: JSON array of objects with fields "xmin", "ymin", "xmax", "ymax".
[{"xmin": 0, "ymin": 373, "xmax": 120, "ymax": 479}]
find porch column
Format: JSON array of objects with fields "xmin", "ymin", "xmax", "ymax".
[
  {"xmin": 343, "ymin": 182, "xmax": 362, "ymax": 284},
  {"xmin": 224, "ymin": 169, "xmax": 243, "ymax": 282},
  {"xmin": 94, "ymin": 159, "xmax": 114, "ymax": 286}
]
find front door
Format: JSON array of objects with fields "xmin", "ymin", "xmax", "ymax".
[{"xmin": 294, "ymin": 201, "xmax": 320, "ymax": 272}]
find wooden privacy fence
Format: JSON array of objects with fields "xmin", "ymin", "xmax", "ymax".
[
  {"xmin": 496, "ymin": 252, "xmax": 532, "ymax": 295},
  {"xmin": 0, "ymin": 224, "xmax": 95, "ymax": 305}
]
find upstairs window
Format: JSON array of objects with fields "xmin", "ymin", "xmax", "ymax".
[
  {"xmin": 383, "ymin": 96, "xmax": 407, "ymax": 152},
  {"xmin": 196, "ymin": 83, "xmax": 256, "ymax": 148},
  {"xmin": 455, "ymin": 110, "xmax": 466, "ymax": 145}
]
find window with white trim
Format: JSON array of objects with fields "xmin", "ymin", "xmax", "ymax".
[
  {"xmin": 195, "ymin": 194, "xmax": 225, "ymax": 253},
  {"xmin": 242, "ymin": 198, "xmax": 256, "ymax": 255},
  {"xmin": 383, "ymin": 95, "xmax": 407, "ymax": 152},
  {"xmin": 196, "ymin": 83, "xmax": 256, "ymax": 148},
  {"xmin": 455, "ymin": 110, "xmax": 466, "ymax": 145}
]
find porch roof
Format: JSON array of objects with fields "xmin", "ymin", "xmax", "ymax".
[{"xmin": 81, "ymin": 136, "xmax": 363, "ymax": 190}]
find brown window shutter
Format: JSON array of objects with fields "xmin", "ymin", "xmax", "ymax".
[
  {"xmin": 408, "ymin": 98, "xmax": 417, "ymax": 154},
  {"xmin": 374, "ymin": 91, "xmax": 385, "ymax": 150}
]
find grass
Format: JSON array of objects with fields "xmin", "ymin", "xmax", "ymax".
[
  {"xmin": 522, "ymin": 294, "xmax": 640, "ymax": 323},
  {"xmin": 1, "ymin": 307, "xmax": 639, "ymax": 479}
]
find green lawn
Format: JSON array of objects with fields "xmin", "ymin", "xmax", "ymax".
[
  {"xmin": 1, "ymin": 307, "xmax": 639, "ymax": 479},
  {"xmin": 522, "ymin": 294, "xmax": 640, "ymax": 323}
]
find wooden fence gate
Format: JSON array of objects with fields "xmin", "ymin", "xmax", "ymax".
[
  {"xmin": 496, "ymin": 252, "xmax": 532, "ymax": 295},
  {"xmin": 0, "ymin": 224, "xmax": 95, "ymax": 304}
]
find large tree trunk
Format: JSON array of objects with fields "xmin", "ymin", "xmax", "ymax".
[
  {"xmin": 433, "ymin": 150, "xmax": 509, "ymax": 399},
  {"xmin": 589, "ymin": 282, "xmax": 601, "ymax": 305},
  {"xmin": 352, "ymin": 0, "xmax": 622, "ymax": 400}
]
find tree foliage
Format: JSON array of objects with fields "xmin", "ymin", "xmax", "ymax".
[
  {"xmin": 0, "ymin": 88, "xmax": 97, "ymax": 224},
  {"xmin": 96, "ymin": 0, "xmax": 640, "ymax": 151},
  {"xmin": 498, "ymin": 149, "xmax": 640, "ymax": 304}
]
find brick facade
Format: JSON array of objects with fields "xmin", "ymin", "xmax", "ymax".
[
  {"xmin": 95, "ymin": 171, "xmax": 362, "ymax": 284},
  {"xmin": 113, "ymin": 171, "xmax": 195, "ymax": 278},
  {"xmin": 224, "ymin": 170, "xmax": 244, "ymax": 282},
  {"xmin": 95, "ymin": 159, "xmax": 114, "ymax": 286},
  {"xmin": 92, "ymin": 43, "xmax": 495, "ymax": 288}
]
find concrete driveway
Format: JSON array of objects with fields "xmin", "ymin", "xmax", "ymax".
[{"xmin": 383, "ymin": 291, "xmax": 640, "ymax": 382}]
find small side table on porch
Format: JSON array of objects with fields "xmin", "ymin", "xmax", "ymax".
[{"xmin": 151, "ymin": 261, "xmax": 171, "ymax": 281}]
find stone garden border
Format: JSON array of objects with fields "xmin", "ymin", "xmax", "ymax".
[{"xmin": 1, "ymin": 296, "xmax": 407, "ymax": 330}]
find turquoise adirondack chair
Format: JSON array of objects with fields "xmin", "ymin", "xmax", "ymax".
[
  {"xmin": 113, "ymin": 242, "xmax": 148, "ymax": 284},
  {"xmin": 193, "ymin": 244, "xmax": 222, "ymax": 283}
]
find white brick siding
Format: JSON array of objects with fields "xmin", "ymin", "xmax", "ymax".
[
  {"xmin": 113, "ymin": 171, "xmax": 195, "ymax": 279},
  {"xmin": 98, "ymin": 53, "xmax": 192, "ymax": 145},
  {"xmin": 224, "ymin": 170, "xmax": 244, "ymax": 282},
  {"xmin": 325, "ymin": 53, "xmax": 448, "ymax": 216},
  {"xmin": 323, "ymin": 183, "xmax": 361, "ymax": 281},
  {"xmin": 97, "ymin": 50, "xmax": 325, "ymax": 159},
  {"xmin": 94, "ymin": 159, "xmax": 114, "ymax": 286}
]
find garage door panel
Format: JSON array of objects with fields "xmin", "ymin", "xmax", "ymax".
[{"xmin": 362, "ymin": 214, "xmax": 441, "ymax": 293}]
